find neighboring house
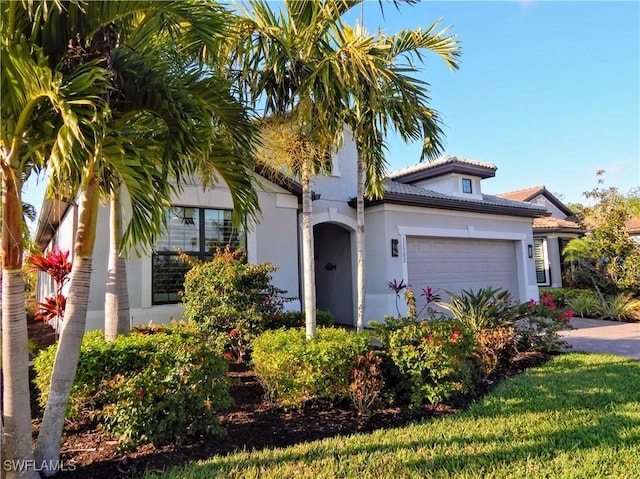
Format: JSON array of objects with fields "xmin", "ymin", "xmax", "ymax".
[
  {"xmin": 497, "ymin": 186, "xmax": 584, "ymax": 288},
  {"xmin": 36, "ymin": 138, "xmax": 548, "ymax": 330},
  {"xmin": 628, "ymin": 216, "xmax": 640, "ymax": 243}
]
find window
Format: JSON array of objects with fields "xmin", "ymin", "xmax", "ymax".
[
  {"xmin": 152, "ymin": 207, "xmax": 245, "ymax": 304},
  {"xmin": 461, "ymin": 178, "xmax": 473, "ymax": 194},
  {"xmin": 533, "ymin": 238, "xmax": 549, "ymax": 285}
]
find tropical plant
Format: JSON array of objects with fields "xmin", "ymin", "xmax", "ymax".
[
  {"xmin": 595, "ymin": 294, "xmax": 640, "ymax": 322},
  {"xmin": 2, "ymin": 1, "xmax": 111, "ymax": 473},
  {"xmin": 27, "ymin": 246, "xmax": 72, "ymax": 327},
  {"xmin": 437, "ymin": 286, "xmax": 518, "ymax": 334},
  {"xmin": 337, "ymin": 18, "xmax": 460, "ymax": 332},
  {"xmin": 4, "ymin": 1, "xmax": 261, "ymax": 472},
  {"xmin": 566, "ymin": 292, "xmax": 601, "ymax": 318},
  {"xmin": 564, "ymin": 172, "xmax": 640, "ymax": 296},
  {"xmin": 514, "ymin": 294, "xmax": 574, "ymax": 353}
]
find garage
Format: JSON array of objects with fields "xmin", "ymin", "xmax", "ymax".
[{"xmin": 405, "ymin": 236, "xmax": 519, "ymax": 309}]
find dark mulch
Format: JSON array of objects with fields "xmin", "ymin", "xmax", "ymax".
[{"xmin": 27, "ymin": 318, "xmax": 549, "ymax": 479}]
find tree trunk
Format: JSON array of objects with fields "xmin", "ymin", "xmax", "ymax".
[
  {"xmin": 34, "ymin": 165, "xmax": 100, "ymax": 476},
  {"xmin": 356, "ymin": 153, "xmax": 365, "ymax": 333},
  {"xmin": 301, "ymin": 161, "xmax": 316, "ymax": 339},
  {"xmin": 105, "ymin": 185, "xmax": 130, "ymax": 341},
  {"xmin": 1, "ymin": 168, "xmax": 39, "ymax": 479}
]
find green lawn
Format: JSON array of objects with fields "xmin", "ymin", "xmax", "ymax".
[{"xmin": 145, "ymin": 353, "xmax": 640, "ymax": 479}]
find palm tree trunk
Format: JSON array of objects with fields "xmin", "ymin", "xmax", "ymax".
[
  {"xmin": 105, "ymin": 185, "xmax": 130, "ymax": 341},
  {"xmin": 301, "ymin": 161, "xmax": 316, "ymax": 339},
  {"xmin": 356, "ymin": 153, "xmax": 365, "ymax": 333},
  {"xmin": 1, "ymin": 167, "xmax": 39, "ymax": 479},
  {"xmin": 34, "ymin": 164, "xmax": 100, "ymax": 475}
]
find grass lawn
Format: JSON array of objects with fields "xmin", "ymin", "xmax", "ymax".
[{"xmin": 145, "ymin": 353, "xmax": 640, "ymax": 479}]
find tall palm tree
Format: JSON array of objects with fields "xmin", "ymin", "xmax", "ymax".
[
  {"xmin": 232, "ymin": 0, "xmax": 372, "ymax": 339},
  {"xmin": 27, "ymin": 2, "xmax": 260, "ymax": 471},
  {"xmin": 335, "ymin": 22, "xmax": 460, "ymax": 331},
  {"xmin": 1, "ymin": 1, "xmax": 111, "ymax": 475}
]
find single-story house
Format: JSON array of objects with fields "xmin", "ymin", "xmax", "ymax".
[
  {"xmin": 36, "ymin": 135, "xmax": 549, "ymax": 330},
  {"xmin": 497, "ymin": 186, "xmax": 584, "ymax": 288}
]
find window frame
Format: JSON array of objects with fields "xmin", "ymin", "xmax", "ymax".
[
  {"xmin": 533, "ymin": 237, "xmax": 551, "ymax": 286},
  {"xmin": 461, "ymin": 178, "xmax": 473, "ymax": 194},
  {"xmin": 151, "ymin": 206, "xmax": 245, "ymax": 305}
]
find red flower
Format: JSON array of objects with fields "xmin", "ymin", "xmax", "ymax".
[
  {"xmin": 224, "ymin": 352, "xmax": 233, "ymax": 360},
  {"xmin": 451, "ymin": 330, "xmax": 461, "ymax": 342},
  {"xmin": 541, "ymin": 294, "xmax": 556, "ymax": 309},
  {"xmin": 137, "ymin": 389, "xmax": 144, "ymax": 399},
  {"xmin": 229, "ymin": 328, "xmax": 239, "ymax": 338},
  {"xmin": 426, "ymin": 335, "xmax": 433, "ymax": 342}
]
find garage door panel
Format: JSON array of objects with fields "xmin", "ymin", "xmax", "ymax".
[{"xmin": 407, "ymin": 237, "xmax": 518, "ymax": 312}]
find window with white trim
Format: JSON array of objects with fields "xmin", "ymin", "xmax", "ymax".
[
  {"xmin": 152, "ymin": 206, "xmax": 245, "ymax": 304},
  {"xmin": 533, "ymin": 238, "xmax": 550, "ymax": 286}
]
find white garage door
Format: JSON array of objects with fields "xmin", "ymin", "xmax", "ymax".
[{"xmin": 406, "ymin": 236, "xmax": 519, "ymax": 307}]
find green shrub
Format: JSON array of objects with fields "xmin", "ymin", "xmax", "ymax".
[
  {"xmin": 181, "ymin": 248, "xmax": 289, "ymax": 361},
  {"xmin": 264, "ymin": 309, "xmax": 335, "ymax": 330},
  {"xmin": 386, "ymin": 319, "xmax": 475, "ymax": 409},
  {"xmin": 251, "ymin": 328, "xmax": 371, "ymax": 407},
  {"xmin": 539, "ymin": 288, "xmax": 594, "ymax": 308},
  {"xmin": 596, "ymin": 294, "xmax": 640, "ymax": 321},
  {"xmin": 514, "ymin": 294, "xmax": 574, "ymax": 353},
  {"xmin": 34, "ymin": 325, "xmax": 231, "ymax": 449},
  {"xmin": 437, "ymin": 286, "xmax": 519, "ymax": 333},
  {"xmin": 566, "ymin": 292, "xmax": 601, "ymax": 318}
]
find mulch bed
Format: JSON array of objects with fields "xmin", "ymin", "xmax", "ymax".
[{"xmin": 27, "ymin": 318, "xmax": 549, "ymax": 479}]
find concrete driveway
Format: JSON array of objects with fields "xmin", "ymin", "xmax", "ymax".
[{"xmin": 559, "ymin": 317, "xmax": 640, "ymax": 359}]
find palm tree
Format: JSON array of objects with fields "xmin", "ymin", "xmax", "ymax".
[
  {"xmin": 1, "ymin": 1, "xmax": 111, "ymax": 475},
  {"xmin": 232, "ymin": 0, "xmax": 374, "ymax": 338},
  {"xmin": 27, "ymin": 2, "xmax": 260, "ymax": 471},
  {"xmin": 335, "ymin": 22, "xmax": 460, "ymax": 331}
]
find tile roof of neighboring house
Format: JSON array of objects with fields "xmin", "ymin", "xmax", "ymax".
[
  {"xmin": 353, "ymin": 179, "xmax": 550, "ymax": 218},
  {"xmin": 627, "ymin": 216, "xmax": 640, "ymax": 233},
  {"xmin": 496, "ymin": 185, "xmax": 574, "ymax": 218},
  {"xmin": 497, "ymin": 186, "xmax": 546, "ymax": 202},
  {"xmin": 388, "ymin": 155, "xmax": 498, "ymax": 183},
  {"xmin": 533, "ymin": 216, "xmax": 584, "ymax": 233}
]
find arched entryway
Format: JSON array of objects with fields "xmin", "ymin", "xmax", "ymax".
[{"xmin": 313, "ymin": 223, "xmax": 354, "ymax": 326}]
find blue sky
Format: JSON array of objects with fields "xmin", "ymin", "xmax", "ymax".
[
  {"xmin": 345, "ymin": 0, "xmax": 639, "ymax": 204},
  {"xmin": 23, "ymin": 0, "xmax": 639, "ymax": 230}
]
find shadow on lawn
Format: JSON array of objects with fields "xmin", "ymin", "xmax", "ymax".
[{"xmin": 171, "ymin": 354, "xmax": 640, "ymax": 478}]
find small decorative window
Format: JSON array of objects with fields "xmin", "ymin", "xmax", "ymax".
[{"xmin": 462, "ymin": 178, "xmax": 473, "ymax": 194}]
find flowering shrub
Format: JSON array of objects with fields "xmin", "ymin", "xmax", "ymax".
[
  {"xmin": 251, "ymin": 328, "xmax": 371, "ymax": 408},
  {"xmin": 181, "ymin": 248, "xmax": 290, "ymax": 361},
  {"xmin": 34, "ymin": 324, "xmax": 231, "ymax": 449},
  {"xmin": 386, "ymin": 319, "xmax": 475, "ymax": 409},
  {"xmin": 262, "ymin": 309, "xmax": 335, "ymax": 330},
  {"xmin": 514, "ymin": 294, "xmax": 574, "ymax": 353}
]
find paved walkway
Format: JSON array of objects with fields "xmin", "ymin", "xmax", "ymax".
[{"xmin": 559, "ymin": 317, "xmax": 640, "ymax": 359}]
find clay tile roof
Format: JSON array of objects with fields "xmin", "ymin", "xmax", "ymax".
[
  {"xmin": 627, "ymin": 216, "xmax": 640, "ymax": 232},
  {"xmin": 533, "ymin": 216, "xmax": 584, "ymax": 232},
  {"xmin": 497, "ymin": 186, "xmax": 546, "ymax": 202}
]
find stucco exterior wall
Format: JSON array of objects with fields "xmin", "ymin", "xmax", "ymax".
[
  {"xmin": 44, "ymin": 173, "xmax": 300, "ymax": 331},
  {"xmin": 362, "ymin": 204, "xmax": 539, "ymax": 326}
]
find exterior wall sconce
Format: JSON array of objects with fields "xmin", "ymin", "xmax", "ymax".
[
  {"xmin": 391, "ymin": 239, "xmax": 399, "ymax": 257},
  {"xmin": 528, "ymin": 244, "xmax": 533, "ymax": 258}
]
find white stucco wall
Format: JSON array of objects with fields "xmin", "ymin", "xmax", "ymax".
[
  {"xmin": 362, "ymin": 204, "xmax": 540, "ymax": 326},
  {"xmin": 45, "ymin": 173, "xmax": 300, "ymax": 331}
]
